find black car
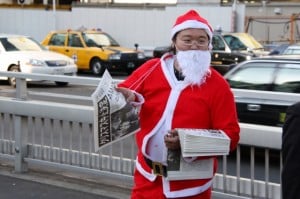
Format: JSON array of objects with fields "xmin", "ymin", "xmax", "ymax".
[
  {"xmin": 224, "ymin": 55, "xmax": 300, "ymax": 127},
  {"xmin": 153, "ymin": 32, "xmax": 268, "ymax": 75}
]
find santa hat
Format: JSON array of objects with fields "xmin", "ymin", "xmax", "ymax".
[{"xmin": 171, "ymin": 10, "xmax": 213, "ymax": 48}]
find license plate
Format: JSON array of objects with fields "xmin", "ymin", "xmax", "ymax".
[
  {"xmin": 127, "ymin": 62, "xmax": 135, "ymax": 68},
  {"xmin": 279, "ymin": 112, "xmax": 286, "ymax": 123},
  {"xmin": 53, "ymin": 68, "xmax": 65, "ymax": 74}
]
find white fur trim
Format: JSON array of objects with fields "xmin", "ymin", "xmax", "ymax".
[
  {"xmin": 129, "ymin": 90, "xmax": 144, "ymax": 107},
  {"xmin": 141, "ymin": 56, "xmax": 188, "ymax": 157},
  {"xmin": 171, "ymin": 20, "xmax": 213, "ymax": 40},
  {"xmin": 141, "ymin": 117, "xmax": 165, "ymax": 157},
  {"xmin": 135, "ymin": 156, "xmax": 157, "ymax": 182},
  {"xmin": 162, "ymin": 178, "xmax": 213, "ymax": 198},
  {"xmin": 161, "ymin": 55, "xmax": 189, "ymax": 90}
]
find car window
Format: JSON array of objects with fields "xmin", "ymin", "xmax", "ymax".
[
  {"xmin": 212, "ymin": 35, "xmax": 225, "ymax": 51},
  {"xmin": 0, "ymin": 38, "xmax": 18, "ymax": 51},
  {"xmin": 48, "ymin": 33, "xmax": 66, "ymax": 46},
  {"xmin": 68, "ymin": 34, "xmax": 83, "ymax": 47},
  {"xmin": 223, "ymin": 35, "xmax": 247, "ymax": 51},
  {"xmin": 226, "ymin": 62, "xmax": 276, "ymax": 90},
  {"xmin": 0, "ymin": 37, "xmax": 44, "ymax": 51},
  {"xmin": 273, "ymin": 64, "xmax": 300, "ymax": 93},
  {"xmin": 269, "ymin": 44, "xmax": 289, "ymax": 55},
  {"xmin": 82, "ymin": 34, "xmax": 98, "ymax": 47},
  {"xmin": 82, "ymin": 33, "xmax": 119, "ymax": 47},
  {"xmin": 282, "ymin": 47, "xmax": 300, "ymax": 55}
]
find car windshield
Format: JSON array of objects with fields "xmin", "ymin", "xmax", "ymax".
[
  {"xmin": 223, "ymin": 33, "xmax": 263, "ymax": 51},
  {"xmin": 224, "ymin": 35, "xmax": 247, "ymax": 50},
  {"xmin": 282, "ymin": 46, "xmax": 300, "ymax": 55},
  {"xmin": 273, "ymin": 64, "xmax": 300, "ymax": 93},
  {"xmin": 82, "ymin": 33, "xmax": 120, "ymax": 47},
  {"xmin": 269, "ymin": 44, "xmax": 289, "ymax": 55},
  {"xmin": 226, "ymin": 62, "xmax": 276, "ymax": 90},
  {"xmin": 0, "ymin": 37, "xmax": 45, "ymax": 52}
]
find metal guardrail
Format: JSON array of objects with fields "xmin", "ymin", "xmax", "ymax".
[{"xmin": 0, "ymin": 71, "xmax": 282, "ymax": 198}]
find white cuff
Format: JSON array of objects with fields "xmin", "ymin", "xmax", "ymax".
[{"xmin": 130, "ymin": 90, "xmax": 144, "ymax": 106}]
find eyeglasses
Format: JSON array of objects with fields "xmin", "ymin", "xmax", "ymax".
[{"xmin": 179, "ymin": 39, "xmax": 209, "ymax": 47}]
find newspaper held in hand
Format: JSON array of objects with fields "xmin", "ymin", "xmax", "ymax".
[
  {"xmin": 176, "ymin": 128, "xmax": 230, "ymax": 157},
  {"xmin": 167, "ymin": 149, "xmax": 214, "ymax": 181},
  {"xmin": 91, "ymin": 70, "xmax": 140, "ymax": 152}
]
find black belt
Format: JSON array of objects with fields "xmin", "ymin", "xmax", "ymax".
[{"xmin": 144, "ymin": 156, "xmax": 167, "ymax": 177}]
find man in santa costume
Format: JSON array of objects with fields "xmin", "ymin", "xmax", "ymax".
[{"xmin": 117, "ymin": 9, "xmax": 240, "ymax": 199}]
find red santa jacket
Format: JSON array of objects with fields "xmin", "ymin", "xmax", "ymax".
[{"xmin": 118, "ymin": 54, "xmax": 240, "ymax": 197}]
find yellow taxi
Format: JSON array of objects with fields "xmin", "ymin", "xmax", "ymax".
[{"xmin": 41, "ymin": 28, "xmax": 147, "ymax": 75}]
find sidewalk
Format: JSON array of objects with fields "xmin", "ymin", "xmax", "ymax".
[
  {"xmin": 0, "ymin": 175, "xmax": 112, "ymax": 199},
  {"xmin": 0, "ymin": 163, "xmax": 131, "ymax": 199},
  {"xmin": 0, "ymin": 163, "xmax": 248, "ymax": 199}
]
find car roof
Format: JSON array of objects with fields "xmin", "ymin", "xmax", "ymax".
[
  {"xmin": 50, "ymin": 29, "xmax": 105, "ymax": 34},
  {"xmin": 285, "ymin": 44, "xmax": 300, "ymax": 49},
  {"xmin": 224, "ymin": 55, "xmax": 300, "ymax": 77},
  {"xmin": 252, "ymin": 55, "xmax": 300, "ymax": 62},
  {"xmin": 0, "ymin": 34, "xmax": 29, "ymax": 38}
]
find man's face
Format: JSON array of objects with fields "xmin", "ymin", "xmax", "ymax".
[
  {"xmin": 173, "ymin": 28, "xmax": 211, "ymax": 86},
  {"xmin": 174, "ymin": 28, "xmax": 210, "ymax": 52}
]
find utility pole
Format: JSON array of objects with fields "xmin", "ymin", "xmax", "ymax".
[
  {"xmin": 53, "ymin": 0, "xmax": 57, "ymax": 30},
  {"xmin": 231, "ymin": 0, "xmax": 237, "ymax": 32}
]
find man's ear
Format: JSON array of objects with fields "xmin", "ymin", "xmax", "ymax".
[{"xmin": 172, "ymin": 44, "xmax": 178, "ymax": 54}]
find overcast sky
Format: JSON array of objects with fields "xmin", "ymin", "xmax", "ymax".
[{"xmin": 114, "ymin": 0, "xmax": 176, "ymax": 3}]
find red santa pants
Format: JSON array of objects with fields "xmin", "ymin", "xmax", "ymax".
[{"xmin": 131, "ymin": 169, "xmax": 212, "ymax": 199}]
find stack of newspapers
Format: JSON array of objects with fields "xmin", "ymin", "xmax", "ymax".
[
  {"xmin": 166, "ymin": 128, "xmax": 230, "ymax": 180},
  {"xmin": 176, "ymin": 128, "xmax": 230, "ymax": 157}
]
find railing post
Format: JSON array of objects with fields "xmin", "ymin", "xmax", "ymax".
[
  {"xmin": 14, "ymin": 115, "xmax": 28, "ymax": 173},
  {"xmin": 14, "ymin": 77, "xmax": 28, "ymax": 173},
  {"xmin": 15, "ymin": 78, "xmax": 27, "ymax": 100}
]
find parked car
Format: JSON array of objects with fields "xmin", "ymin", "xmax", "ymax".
[
  {"xmin": 268, "ymin": 43, "xmax": 290, "ymax": 55},
  {"xmin": 269, "ymin": 43, "xmax": 300, "ymax": 55},
  {"xmin": 41, "ymin": 28, "xmax": 147, "ymax": 75},
  {"xmin": 281, "ymin": 43, "xmax": 300, "ymax": 55},
  {"xmin": 153, "ymin": 32, "xmax": 268, "ymax": 75},
  {"xmin": 224, "ymin": 55, "xmax": 300, "ymax": 127},
  {"xmin": 0, "ymin": 34, "xmax": 77, "ymax": 87}
]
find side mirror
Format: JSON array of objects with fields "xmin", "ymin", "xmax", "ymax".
[{"xmin": 134, "ymin": 43, "xmax": 139, "ymax": 51}]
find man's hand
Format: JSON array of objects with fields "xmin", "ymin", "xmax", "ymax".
[
  {"xmin": 164, "ymin": 129, "xmax": 180, "ymax": 150},
  {"xmin": 115, "ymin": 87, "xmax": 136, "ymax": 102}
]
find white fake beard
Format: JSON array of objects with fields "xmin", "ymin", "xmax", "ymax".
[{"xmin": 176, "ymin": 50, "xmax": 211, "ymax": 86}]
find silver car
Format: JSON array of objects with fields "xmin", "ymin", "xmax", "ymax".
[
  {"xmin": 0, "ymin": 34, "xmax": 77, "ymax": 86},
  {"xmin": 224, "ymin": 55, "xmax": 300, "ymax": 127}
]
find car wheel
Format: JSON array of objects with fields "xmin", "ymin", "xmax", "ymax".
[
  {"xmin": 55, "ymin": 81, "xmax": 69, "ymax": 86},
  {"xmin": 8, "ymin": 65, "xmax": 20, "ymax": 87},
  {"xmin": 91, "ymin": 58, "xmax": 105, "ymax": 76}
]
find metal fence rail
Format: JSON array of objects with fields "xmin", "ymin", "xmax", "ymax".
[{"xmin": 0, "ymin": 72, "xmax": 282, "ymax": 198}]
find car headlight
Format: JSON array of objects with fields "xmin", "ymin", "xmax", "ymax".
[
  {"xmin": 27, "ymin": 59, "xmax": 45, "ymax": 66},
  {"xmin": 67, "ymin": 59, "xmax": 75, "ymax": 65},
  {"xmin": 246, "ymin": 55, "xmax": 252, "ymax": 60},
  {"xmin": 109, "ymin": 53, "xmax": 121, "ymax": 60},
  {"xmin": 138, "ymin": 52, "xmax": 145, "ymax": 59}
]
